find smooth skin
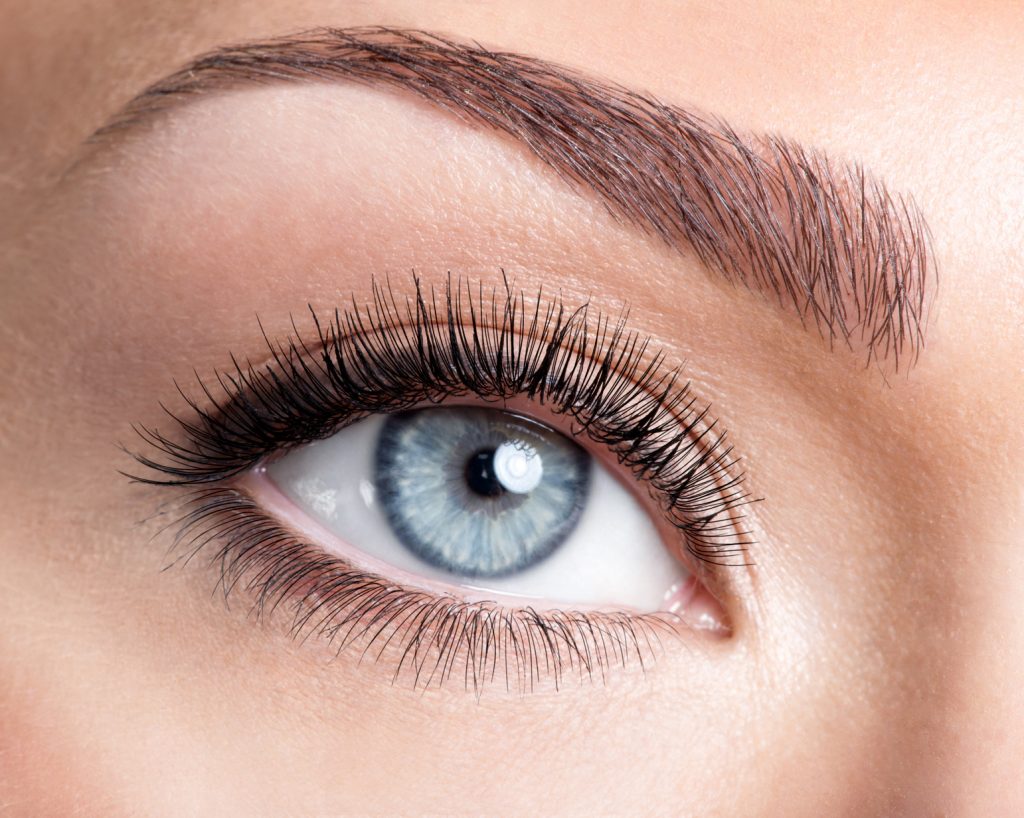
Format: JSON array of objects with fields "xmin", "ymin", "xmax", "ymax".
[{"xmin": 1, "ymin": 1, "xmax": 1022, "ymax": 816}]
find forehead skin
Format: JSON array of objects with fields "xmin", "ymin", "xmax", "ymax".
[{"xmin": 1, "ymin": 1, "xmax": 1023, "ymax": 816}]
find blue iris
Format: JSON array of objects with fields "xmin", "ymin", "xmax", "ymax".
[{"xmin": 375, "ymin": 407, "xmax": 591, "ymax": 578}]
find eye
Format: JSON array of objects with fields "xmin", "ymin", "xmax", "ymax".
[
  {"xmin": 132, "ymin": 276, "xmax": 749, "ymax": 689},
  {"xmin": 263, "ymin": 405, "xmax": 688, "ymax": 611}
]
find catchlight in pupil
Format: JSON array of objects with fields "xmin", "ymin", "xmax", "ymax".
[
  {"xmin": 465, "ymin": 441, "xmax": 543, "ymax": 497},
  {"xmin": 266, "ymin": 404, "xmax": 691, "ymax": 611}
]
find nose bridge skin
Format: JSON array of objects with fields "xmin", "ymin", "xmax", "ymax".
[
  {"xmin": 878, "ymin": 327, "xmax": 1024, "ymax": 811},
  {"xmin": 775, "ymin": 372, "xmax": 1024, "ymax": 814},
  {"xmin": 895, "ymin": 488, "xmax": 1024, "ymax": 814},
  {"xmin": 941, "ymin": 535, "xmax": 1024, "ymax": 814}
]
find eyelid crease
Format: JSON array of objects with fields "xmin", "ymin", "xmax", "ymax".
[{"xmin": 126, "ymin": 272, "xmax": 754, "ymax": 567}]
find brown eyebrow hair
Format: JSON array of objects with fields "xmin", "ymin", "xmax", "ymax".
[{"xmin": 90, "ymin": 26, "xmax": 934, "ymax": 369}]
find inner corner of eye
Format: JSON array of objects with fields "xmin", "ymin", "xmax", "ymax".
[{"xmin": 249, "ymin": 404, "xmax": 709, "ymax": 617}]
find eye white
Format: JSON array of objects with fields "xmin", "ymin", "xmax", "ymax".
[{"xmin": 265, "ymin": 410, "xmax": 687, "ymax": 611}]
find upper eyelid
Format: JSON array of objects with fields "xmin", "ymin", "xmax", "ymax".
[{"xmin": 78, "ymin": 25, "xmax": 935, "ymax": 371}]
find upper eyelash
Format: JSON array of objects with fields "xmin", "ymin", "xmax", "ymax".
[{"xmin": 129, "ymin": 272, "xmax": 752, "ymax": 565}]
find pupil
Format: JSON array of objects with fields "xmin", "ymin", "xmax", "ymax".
[{"xmin": 464, "ymin": 449, "xmax": 504, "ymax": 498}]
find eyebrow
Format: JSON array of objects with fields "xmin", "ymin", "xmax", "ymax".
[{"xmin": 89, "ymin": 26, "xmax": 934, "ymax": 369}]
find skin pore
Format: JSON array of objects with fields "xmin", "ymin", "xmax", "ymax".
[{"xmin": 1, "ymin": 2, "xmax": 1022, "ymax": 815}]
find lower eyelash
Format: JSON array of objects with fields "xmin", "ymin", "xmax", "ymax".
[{"xmin": 171, "ymin": 486, "xmax": 684, "ymax": 694}]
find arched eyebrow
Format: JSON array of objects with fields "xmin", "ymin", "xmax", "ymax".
[{"xmin": 87, "ymin": 26, "xmax": 934, "ymax": 370}]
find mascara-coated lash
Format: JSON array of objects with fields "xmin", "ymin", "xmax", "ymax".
[{"xmin": 131, "ymin": 273, "xmax": 752, "ymax": 565}]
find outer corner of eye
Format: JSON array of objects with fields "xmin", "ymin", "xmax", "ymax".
[{"xmin": 249, "ymin": 404, "xmax": 729, "ymax": 632}]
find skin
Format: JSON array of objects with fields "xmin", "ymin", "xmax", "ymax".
[{"xmin": 1, "ymin": 1, "xmax": 1022, "ymax": 815}]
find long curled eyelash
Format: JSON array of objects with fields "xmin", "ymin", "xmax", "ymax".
[{"xmin": 132, "ymin": 273, "xmax": 752, "ymax": 564}]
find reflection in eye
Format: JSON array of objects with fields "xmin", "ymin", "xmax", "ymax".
[{"xmin": 267, "ymin": 407, "xmax": 688, "ymax": 610}]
